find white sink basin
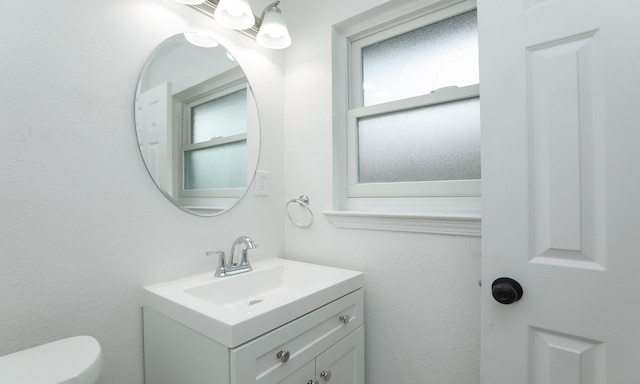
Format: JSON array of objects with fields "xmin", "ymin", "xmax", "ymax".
[{"xmin": 141, "ymin": 258, "xmax": 363, "ymax": 348}]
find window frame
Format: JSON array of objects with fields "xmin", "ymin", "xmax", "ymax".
[
  {"xmin": 347, "ymin": 1, "xmax": 480, "ymax": 199},
  {"xmin": 173, "ymin": 68, "xmax": 249, "ymax": 200},
  {"xmin": 328, "ymin": 0, "xmax": 481, "ymax": 235},
  {"xmin": 347, "ymin": 85, "xmax": 481, "ymax": 198}
]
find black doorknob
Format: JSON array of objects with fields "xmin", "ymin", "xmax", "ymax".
[{"xmin": 492, "ymin": 277, "xmax": 523, "ymax": 304}]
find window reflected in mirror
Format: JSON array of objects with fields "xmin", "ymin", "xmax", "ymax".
[{"xmin": 134, "ymin": 34, "xmax": 260, "ymax": 216}]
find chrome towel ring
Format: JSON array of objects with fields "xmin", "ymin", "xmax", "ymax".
[{"xmin": 286, "ymin": 195, "xmax": 314, "ymax": 228}]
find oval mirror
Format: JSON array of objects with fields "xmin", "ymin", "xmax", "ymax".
[{"xmin": 135, "ymin": 33, "xmax": 260, "ymax": 216}]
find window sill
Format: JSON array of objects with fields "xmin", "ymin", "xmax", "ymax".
[{"xmin": 323, "ymin": 211, "xmax": 481, "ymax": 237}]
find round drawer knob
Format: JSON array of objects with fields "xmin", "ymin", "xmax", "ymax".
[
  {"xmin": 320, "ymin": 370, "xmax": 332, "ymax": 382},
  {"xmin": 339, "ymin": 314, "xmax": 350, "ymax": 324},
  {"xmin": 276, "ymin": 350, "xmax": 290, "ymax": 363},
  {"xmin": 307, "ymin": 380, "xmax": 319, "ymax": 384}
]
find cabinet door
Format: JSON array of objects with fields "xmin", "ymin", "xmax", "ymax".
[
  {"xmin": 232, "ymin": 290, "xmax": 364, "ymax": 384},
  {"xmin": 278, "ymin": 360, "xmax": 315, "ymax": 384},
  {"xmin": 315, "ymin": 327, "xmax": 364, "ymax": 384}
]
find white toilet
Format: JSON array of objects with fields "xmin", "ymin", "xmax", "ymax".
[{"xmin": 0, "ymin": 335, "xmax": 102, "ymax": 384}]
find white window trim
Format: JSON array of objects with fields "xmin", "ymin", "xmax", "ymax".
[
  {"xmin": 323, "ymin": 211, "xmax": 481, "ymax": 237},
  {"xmin": 327, "ymin": 0, "xmax": 481, "ymax": 236}
]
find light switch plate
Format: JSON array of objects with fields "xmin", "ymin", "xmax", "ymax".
[{"xmin": 254, "ymin": 170, "xmax": 270, "ymax": 196}]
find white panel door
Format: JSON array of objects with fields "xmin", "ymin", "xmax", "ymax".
[
  {"xmin": 479, "ymin": 0, "xmax": 640, "ymax": 383},
  {"xmin": 135, "ymin": 82, "xmax": 172, "ymax": 193}
]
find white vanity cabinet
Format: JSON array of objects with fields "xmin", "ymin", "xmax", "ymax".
[{"xmin": 143, "ymin": 289, "xmax": 364, "ymax": 384}]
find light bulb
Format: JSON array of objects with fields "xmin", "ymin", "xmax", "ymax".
[
  {"xmin": 214, "ymin": 0, "xmax": 255, "ymax": 30},
  {"xmin": 256, "ymin": 5, "xmax": 291, "ymax": 49}
]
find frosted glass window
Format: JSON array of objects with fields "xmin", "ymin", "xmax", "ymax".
[
  {"xmin": 184, "ymin": 141, "xmax": 247, "ymax": 190},
  {"xmin": 191, "ymin": 88, "xmax": 247, "ymax": 144},
  {"xmin": 357, "ymin": 97, "xmax": 480, "ymax": 183},
  {"xmin": 341, "ymin": 2, "xmax": 480, "ymax": 202},
  {"xmin": 361, "ymin": 10, "xmax": 478, "ymax": 106}
]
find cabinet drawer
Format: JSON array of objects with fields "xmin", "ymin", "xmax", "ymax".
[{"xmin": 231, "ymin": 289, "xmax": 363, "ymax": 384}]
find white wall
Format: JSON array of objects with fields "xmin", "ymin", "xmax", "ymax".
[
  {"xmin": 1, "ymin": 1, "xmax": 480, "ymax": 383},
  {"xmin": 0, "ymin": 1, "xmax": 284, "ymax": 383},
  {"xmin": 281, "ymin": 1, "xmax": 481, "ymax": 383}
]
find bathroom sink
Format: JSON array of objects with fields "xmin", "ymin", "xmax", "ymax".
[{"xmin": 141, "ymin": 258, "xmax": 363, "ymax": 348}]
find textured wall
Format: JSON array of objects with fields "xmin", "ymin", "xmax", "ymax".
[
  {"xmin": 0, "ymin": 1, "xmax": 284, "ymax": 383},
  {"xmin": 1, "ymin": 1, "xmax": 480, "ymax": 383},
  {"xmin": 281, "ymin": 1, "xmax": 481, "ymax": 383}
]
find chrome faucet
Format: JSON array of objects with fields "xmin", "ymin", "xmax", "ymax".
[{"xmin": 208, "ymin": 236, "xmax": 257, "ymax": 277}]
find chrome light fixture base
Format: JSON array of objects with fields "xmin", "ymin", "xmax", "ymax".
[{"xmin": 178, "ymin": 0, "xmax": 291, "ymax": 49}]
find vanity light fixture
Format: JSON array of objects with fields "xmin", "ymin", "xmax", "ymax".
[
  {"xmin": 256, "ymin": 1, "xmax": 291, "ymax": 49},
  {"xmin": 175, "ymin": 0, "xmax": 292, "ymax": 49}
]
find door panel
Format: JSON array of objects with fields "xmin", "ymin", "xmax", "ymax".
[
  {"xmin": 529, "ymin": 327, "xmax": 604, "ymax": 384},
  {"xmin": 479, "ymin": 0, "xmax": 640, "ymax": 382},
  {"xmin": 135, "ymin": 82, "xmax": 172, "ymax": 192},
  {"xmin": 527, "ymin": 31, "xmax": 606, "ymax": 272}
]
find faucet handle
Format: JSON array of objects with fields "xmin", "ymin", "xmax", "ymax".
[{"xmin": 206, "ymin": 251, "xmax": 227, "ymax": 277}]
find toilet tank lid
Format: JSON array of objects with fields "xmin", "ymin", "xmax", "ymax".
[{"xmin": 0, "ymin": 335, "xmax": 103, "ymax": 384}]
